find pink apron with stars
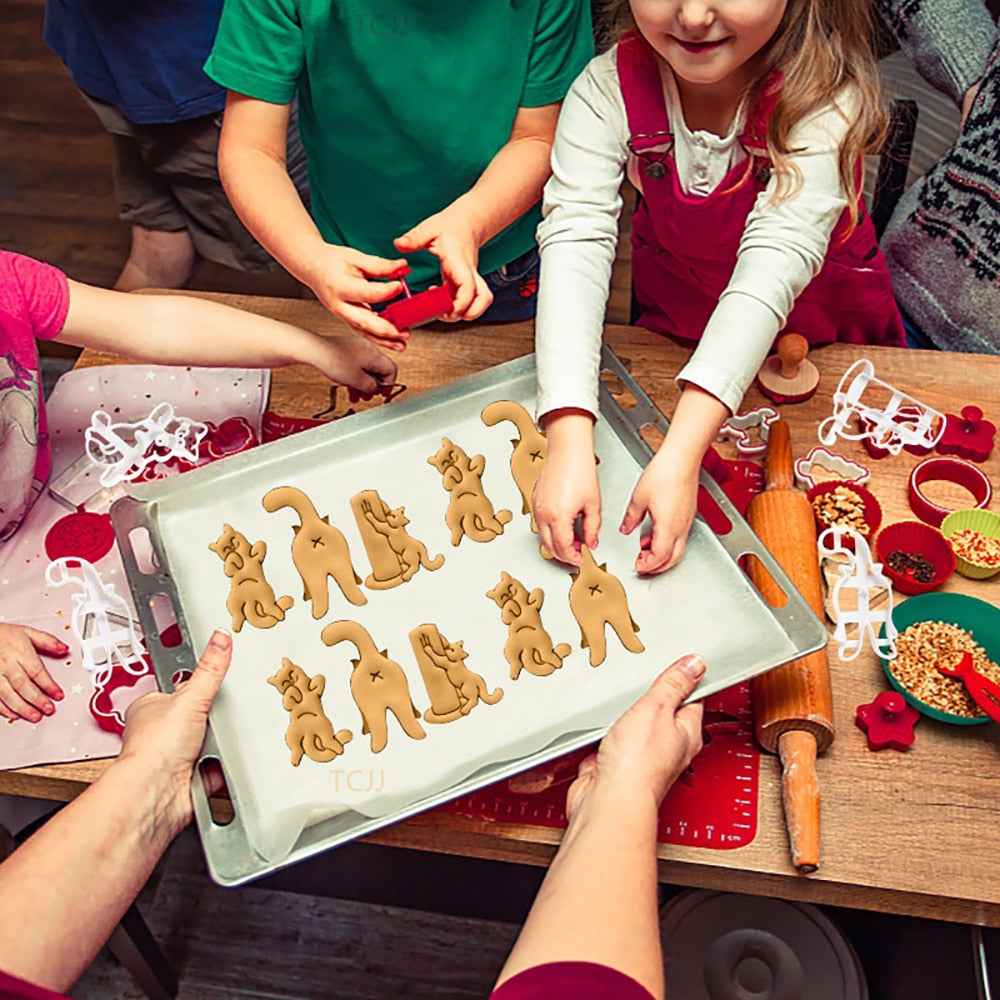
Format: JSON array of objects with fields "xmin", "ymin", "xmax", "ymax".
[{"xmin": 617, "ymin": 31, "xmax": 905, "ymax": 348}]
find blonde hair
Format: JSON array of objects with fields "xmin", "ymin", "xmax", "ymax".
[{"xmin": 600, "ymin": 0, "xmax": 888, "ymax": 225}]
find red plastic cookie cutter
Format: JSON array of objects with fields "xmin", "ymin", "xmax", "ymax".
[
  {"xmin": 89, "ymin": 655, "xmax": 154, "ymax": 735},
  {"xmin": 907, "ymin": 456, "xmax": 993, "ymax": 527},
  {"xmin": 938, "ymin": 652, "xmax": 1000, "ymax": 724},
  {"xmin": 936, "ymin": 406, "xmax": 996, "ymax": 463},
  {"xmin": 855, "ymin": 691, "xmax": 919, "ymax": 751},
  {"xmin": 381, "ymin": 279, "xmax": 454, "ymax": 331}
]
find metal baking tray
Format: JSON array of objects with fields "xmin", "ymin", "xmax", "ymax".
[{"xmin": 112, "ymin": 347, "xmax": 827, "ymax": 886}]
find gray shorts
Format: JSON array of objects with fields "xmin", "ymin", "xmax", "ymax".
[{"xmin": 81, "ymin": 91, "xmax": 310, "ymax": 273}]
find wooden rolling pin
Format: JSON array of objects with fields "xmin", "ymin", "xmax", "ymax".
[{"xmin": 745, "ymin": 419, "xmax": 834, "ymax": 873}]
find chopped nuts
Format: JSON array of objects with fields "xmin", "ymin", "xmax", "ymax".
[
  {"xmin": 888, "ymin": 621, "xmax": 1000, "ymax": 718},
  {"xmin": 949, "ymin": 529, "xmax": 1000, "ymax": 568},
  {"xmin": 811, "ymin": 485, "xmax": 869, "ymax": 535}
]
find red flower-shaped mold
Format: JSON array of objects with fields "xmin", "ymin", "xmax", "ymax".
[{"xmin": 855, "ymin": 690, "xmax": 920, "ymax": 751}]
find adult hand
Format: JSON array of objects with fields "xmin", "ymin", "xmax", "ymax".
[
  {"xmin": 0, "ymin": 624, "xmax": 67, "ymax": 723},
  {"xmin": 117, "ymin": 629, "xmax": 232, "ymax": 837},
  {"xmin": 313, "ymin": 332, "xmax": 398, "ymax": 398},
  {"xmin": 566, "ymin": 654, "xmax": 705, "ymax": 821},
  {"xmin": 620, "ymin": 450, "xmax": 698, "ymax": 575},
  {"xmin": 395, "ymin": 209, "xmax": 493, "ymax": 322},
  {"xmin": 306, "ymin": 245, "xmax": 412, "ymax": 352}
]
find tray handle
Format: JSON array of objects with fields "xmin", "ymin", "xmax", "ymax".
[{"xmin": 596, "ymin": 346, "xmax": 828, "ymax": 654}]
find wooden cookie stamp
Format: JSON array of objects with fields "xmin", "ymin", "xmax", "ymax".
[{"xmin": 756, "ymin": 332, "xmax": 820, "ymax": 404}]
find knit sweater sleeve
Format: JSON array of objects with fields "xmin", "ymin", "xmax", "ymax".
[{"xmin": 875, "ymin": 0, "xmax": 997, "ymax": 105}]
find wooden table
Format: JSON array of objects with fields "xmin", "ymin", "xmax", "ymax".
[{"xmin": 4, "ymin": 293, "xmax": 1000, "ymax": 928}]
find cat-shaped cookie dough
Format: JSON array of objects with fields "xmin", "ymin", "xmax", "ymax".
[
  {"xmin": 208, "ymin": 524, "xmax": 293, "ymax": 632},
  {"xmin": 481, "ymin": 400, "xmax": 547, "ymax": 531},
  {"xmin": 321, "ymin": 620, "xmax": 426, "ymax": 754},
  {"xmin": 409, "ymin": 623, "xmax": 503, "ymax": 723},
  {"xmin": 486, "ymin": 571, "xmax": 571, "ymax": 680},
  {"xmin": 427, "ymin": 437, "xmax": 512, "ymax": 546},
  {"xmin": 568, "ymin": 546, "xmax": 644, "ymax": 667},
  {"xmin": 263, "ymin": 486, "xmax": 366, "ymax": 619},
  {"xmin": 350, "ymin": 489, "xmax": 444, "ymax": 589},
  {"xmin": 268, "ymin": 658, "xmax": 353, "ymax": 766}
]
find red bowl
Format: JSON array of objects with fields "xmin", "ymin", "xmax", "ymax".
[
  {"xmin": 807, "ymin": 480, "xmax": 882, "ymax": 549},
  {"xmin": 874, "ymin": 520, "xmax": 956, "ymax": 595}
]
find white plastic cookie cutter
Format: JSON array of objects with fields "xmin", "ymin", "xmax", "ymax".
[
  {"xmin": 45, "ymin": 557, "xmax": 147, "ymax": 688},
  {"xmin": 84, "ymin": 403, "xmax": 208, "ymax": 487},
  {"xmin": 817, "ymin": 526, "xmax": 897, "ymax": 662},
  {"xmin": 717, "ymin": 405, "xmax": 779, "ymax": 458},
  {"xmin": 793, "ymin": 446, "xmax": 871, "ymax": 491},
  {"xmin": 817, "ymin": 359, "xmax": 944, "ymax": 456}
]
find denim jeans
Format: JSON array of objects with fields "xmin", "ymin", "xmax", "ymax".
[{"xmin": 479, "ymin": 246, "xmax": 540, "ymax": 322}]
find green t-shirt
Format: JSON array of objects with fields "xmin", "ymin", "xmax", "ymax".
[{"xmin": 206, "ymin": 0, "xmax": 593, "ymax": 289}]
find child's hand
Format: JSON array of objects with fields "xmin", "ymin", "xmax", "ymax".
[
  {"xmin": 532, "ymin": 411, "xmax": 600, "ymax": 565},
  {"xmin": 566, "ymin": 654, "xmax": 705, "ymax": 820},
  {"xmin": 395, "ymin": 211, "xmax": 493, "ymax": 322},
  {"xmin": 0, "ymin": 624, "xmax": 68, "ymax": 724},
  {"xmin": 307, "ymin": 246, "xmax": 412, "ymax": 352},
  {"xmin": 620, "ymin": 450, "xmax": 699, "ymax": 575},
  {"xmin": 312, "ymin": 333, "xmax": 398, "ymax": 397}
]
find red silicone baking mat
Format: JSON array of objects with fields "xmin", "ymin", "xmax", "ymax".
[{"xmin": 435, "ymin": 675, "xmax": 757, "ymax": 849}]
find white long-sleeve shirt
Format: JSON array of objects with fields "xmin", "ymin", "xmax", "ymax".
[{"xmin": 535, "ymin": 47, "xmax": 856, "ymax": 420}]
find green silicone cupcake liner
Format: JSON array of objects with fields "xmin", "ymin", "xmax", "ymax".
[{"xmin": 940, "ymin": 508, "xmax": 1000, "ymax": 580}]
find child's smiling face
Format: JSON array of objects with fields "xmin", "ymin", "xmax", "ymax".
[{"xmin": 630, "ymin": 0, "xmax": 788, "ymax": 93}]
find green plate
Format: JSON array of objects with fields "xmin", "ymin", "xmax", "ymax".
[{"xmin": 879, "ymin": 592, "xmax": 1000, "ymax": 725}]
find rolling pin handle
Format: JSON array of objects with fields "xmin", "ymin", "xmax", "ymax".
[{"xmin": 778, "ymin": 729, "xmax": 820, "ymax": 874}]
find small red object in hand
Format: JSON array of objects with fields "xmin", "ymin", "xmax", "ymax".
[
  {"xmin": 855, "ymin": 691, "xmax": 919, "ymax": 751},
  {"xmin": 382, "ymin": 280, "xmax": 454, "ymax": 331}
]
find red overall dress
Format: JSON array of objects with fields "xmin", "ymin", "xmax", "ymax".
[{"xmin": 618, "ymin": 32, "xmax": 905, "ymax": 348}]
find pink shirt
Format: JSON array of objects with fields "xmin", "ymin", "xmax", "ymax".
[
  {"xmin": 0, "ymin": 969, "xmax": 68, "ymax": 999},
  {"xmin": 0, "ymin": 250, "xmax": 70, "ymax": 543},
  {"xmin": 490, "ymin": 961, "xmax": 657, "ymax": 999}
]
